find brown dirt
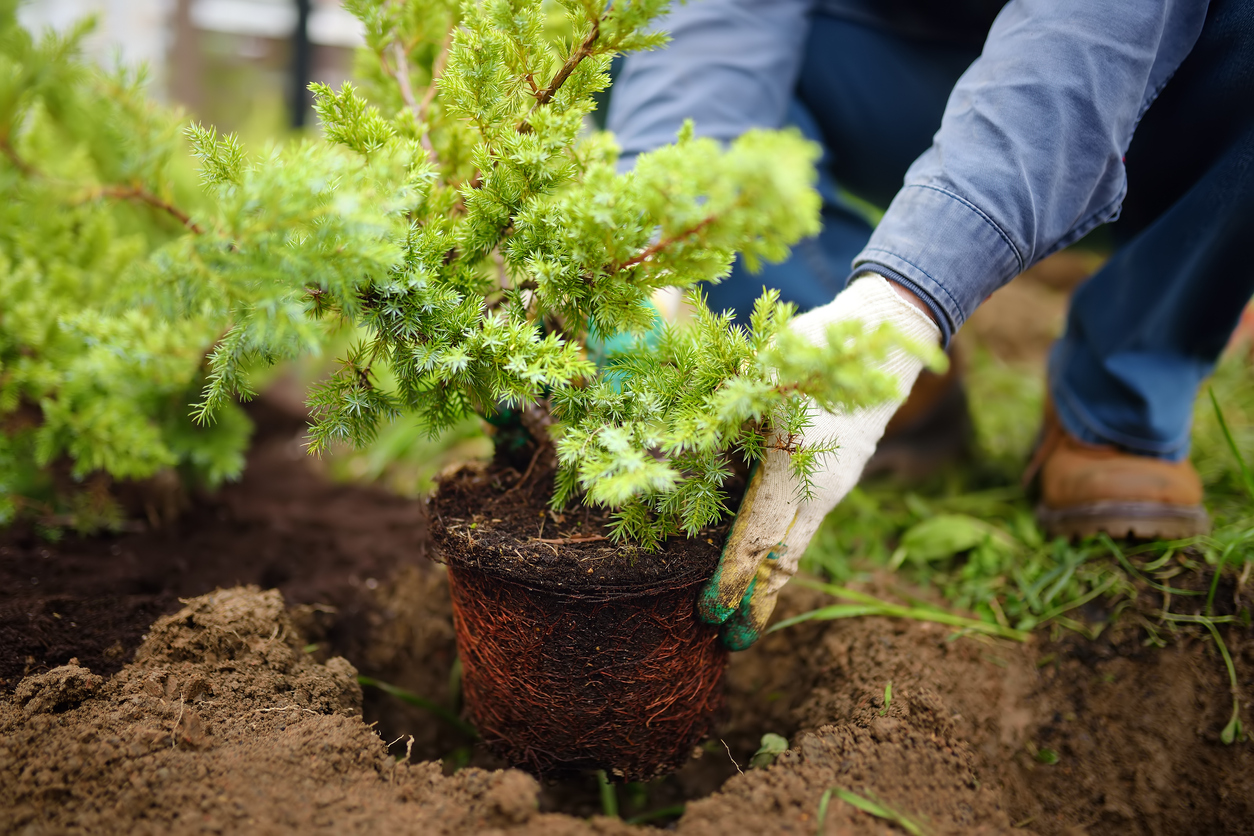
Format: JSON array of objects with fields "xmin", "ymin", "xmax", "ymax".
[{"xmin": 2, "ymin": 396, "xmax": 1252, "ymax": 835}]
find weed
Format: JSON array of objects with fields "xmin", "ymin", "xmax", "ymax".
[
  {"xmin": 880, "ymin": 681, "xmax": 893, "ymax": 715},
  {"xmin": 817, "ymin": 786, "xmax": 930, "ymax": 836},
  {"xmin": 771, "ymin": 578, "xmax": 1029, "ymax": 642},
  {"xmin": 749, "ymin": 733, "xmax": 789, "ymax": 769}
]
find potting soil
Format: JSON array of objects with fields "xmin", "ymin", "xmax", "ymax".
[{"xmin": 431, "ymin": 461, "xmax": 729, "ymax": 780}]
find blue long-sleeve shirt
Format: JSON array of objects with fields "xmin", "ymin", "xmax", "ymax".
[{"xmin": 606, "ymin": 0, "xmax": 1210, "ymax": 343}]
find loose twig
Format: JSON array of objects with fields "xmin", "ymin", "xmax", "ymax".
[
  {"xmin": 533, "ymin": 534, "xmax": 609, "ymax": 545},
  {"xmin": 502, "ymin": 442, "xmax": 544, "ymax": 496}
]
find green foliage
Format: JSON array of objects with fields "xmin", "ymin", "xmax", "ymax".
[
  {"xmin": 181, "ymin": 0, "xmax": 908, "ymax": 546},
  {"xmin": 0, "ymin": 5, "xmax": 249, "ymax": 530}
]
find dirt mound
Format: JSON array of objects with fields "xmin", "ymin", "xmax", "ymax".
[
  {"xmin": 0, "ymin": 587, "xmax": 629, "ymax": 836},
  {"xmin": 6, "ymin": 580, "xmax": 1247, "ymax": 835}
]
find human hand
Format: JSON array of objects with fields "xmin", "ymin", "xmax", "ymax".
[{"xmin": 698, "ymin": 274, "xmax": 942, "ymax": 649}]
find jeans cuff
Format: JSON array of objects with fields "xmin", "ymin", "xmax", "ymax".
[
  {"xmin": 853, "ymin": 183, "xmax": 1025, "ymax": 337},
  {"xmin": 1048, "ymin": 364, "xmax": 1192, "ymax": 463}
]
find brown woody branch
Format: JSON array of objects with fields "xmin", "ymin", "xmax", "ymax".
[
  {"xmin": 518, "ymin": 18, "xmax": 602, "ymax": 134},
  {"xmin": 614, "ymin": 215, "xmax": 717, "ymax": 273},
  {"xmin": 3, "ymin": 134, "xmax": 200, "ymax": 234},
  {"xmin": 386, "ymin": 31, "xmax": 451, "ymax": 167},
  {"xmin": 99, "ymin": 185, "xmax": 204, "ymax": 234},
  {"xmin": 535, "ymin": 18, "xmax": 601, "ymax": 106},
  {"xmin": 418, "ymin": 31, "xmax": 454, "ymax": 125},
  {"xmin": 0, "ymin": 133, "xmax": 34, "ymax": 176}
]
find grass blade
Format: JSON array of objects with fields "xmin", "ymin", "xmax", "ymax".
[
  {"xmin": 769, "ymin": 604, "xmax": 882, "ymax": 632},
  {"xmin": 781, "ymin": 578, "xmax": 1029, "ymax": 642},
  {"xmin": 625, "ymin": 804, "xmax": 685, "ymax": 825},
  {"xmin": 1101, "ymin": 534, "xmax": 1203, "ymax": 596},
  {"xmin": 828, "ymin": 787, "xmax": 929, "ymax": 836},
  {"xmin": 1197, "ymin": 619, "xmax": 1244, "ymax": 745},
  {"xmin": 357, "ymin": 675, "xmax": 479, "ymax": 739},
  {"xmin": 816, "ymin": 788, "xmax": 833, "ymax": 836},
  {"xmin": 1209, "ymin": 387, "xmax": 1254, "ymax": 501}
]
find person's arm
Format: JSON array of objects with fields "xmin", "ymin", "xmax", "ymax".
[
  {"xmin": 856, "ymin": 0, "xmax": 1210, "ymax": 345},
  {"xmin": 701, "ymin": 0, "xmax": 1211, "ymax": 650},
  {"xmin": 606, "ymin": 0, "xmax": 815, "ymax": 167}
]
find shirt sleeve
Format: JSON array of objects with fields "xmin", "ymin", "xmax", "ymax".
[
  {"xmin": 853, "ymin": 0, "xmax": 1209, "ymax": 344},
  {"xmin": 606, "ymin": 0, "xmax": 815, "ymax": 168}
]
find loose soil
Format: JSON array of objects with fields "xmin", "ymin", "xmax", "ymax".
[{"xmin": 2, "ymin": 398, "xmax": 1252, "ymax": 835}]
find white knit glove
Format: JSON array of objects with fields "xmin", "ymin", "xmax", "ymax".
[{"xmin": 698, "ymin": 274, "xmax": 943, "ymax": 649}]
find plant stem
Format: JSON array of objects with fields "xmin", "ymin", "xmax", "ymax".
[
  {"xmin": 357, "ymin": 675, "xmax": 479, "ymax": 739},
  {"xmin": 534, "ymin": 19, "xmax": 600, "ymax": 106},
  {"xmin": 97, "ymin": 185, "xmax": 204, "ymax": 233},
  {"xmin": 596, "ymin": 769, "xmax": 619, "ymax": 818}
]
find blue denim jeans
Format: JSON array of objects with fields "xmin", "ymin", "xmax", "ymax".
[{"xmin": 707, "ymin": 4, "xmax": 1254, "ymax": 461}]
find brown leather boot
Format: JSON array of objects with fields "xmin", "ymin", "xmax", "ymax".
[{"xmin": 1026, "ymin": 402, "xmax": 1210, "ymax": 539}]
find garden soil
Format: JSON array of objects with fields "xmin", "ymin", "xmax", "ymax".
[{"xmin": 2, "ymin": 398, "xmax": 1252, "ymax": 835}]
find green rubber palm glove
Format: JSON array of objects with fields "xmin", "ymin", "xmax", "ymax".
[{"xmin": 698, "ymin": 274, "xmax": 942, "ymax": 650}]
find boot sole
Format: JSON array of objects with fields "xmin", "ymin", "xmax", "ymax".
[{"xmin": 1036, "ymin": 501, "xmax": 1211, "ymax": 540}]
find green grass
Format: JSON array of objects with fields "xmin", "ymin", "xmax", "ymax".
[
  {"xmin": 817, "ymin": 786, "xmax": 930, "ymax": 836},
  {"xmin": 801, "ymin": 350, "xmax": 1254, "ymax": 641}
]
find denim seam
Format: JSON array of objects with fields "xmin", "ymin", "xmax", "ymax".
[
  {"xmin": 1049, "ymin": 366, "xmax": 1192, "ymax": 460},
  {"xmin": 904, "ymin": 183, "xmax": 1026, "ymax": 274},
  {"xmin": 1033, "ymin": 185, "xmax": 1127, "ymax": 264},
  {"xmin": 856, "ymin": 248, "xmax": 968, "ymax": 331}
]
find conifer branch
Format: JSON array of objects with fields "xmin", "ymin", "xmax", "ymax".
[
  {"xmin": 386, "ymin": 32, "xmax": 450, "ymax": 167},
  {"xmin": 390, "ymin": 41, "xmax": 421, "ymax": 120},
  {"xmin": 4, "ymin": 134, "xmax": 202, "ymax": 234},
  {"xmin": 97, "ymin": 185, "xmax": 203, "ymax": 234},
  {"xmin": 615, "ymin": 215, "xmax": 717, "ymax": 272},
  {"xmin": 535, "ymin": 19, "xmax": 600, "ymax": 106},
  {"xmin": 418, "ymin": 32, "xmax": 453, "ymax": 126},
  {"xmin": 0, "ymin": 133, "xmax": 33, "ymax": 176},
  {"xmin": 517, "ymin": 16, "xmax": 602, "ymax": 135}
]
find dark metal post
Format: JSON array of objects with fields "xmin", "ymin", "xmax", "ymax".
[{"xmin": 289, "ymin": 0, "xmax": 312, "ymax": 128}]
